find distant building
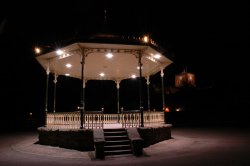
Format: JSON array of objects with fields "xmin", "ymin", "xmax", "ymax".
[{"xmin": 175, "ymin": 71, "xmax": 196, "ymax": 87}]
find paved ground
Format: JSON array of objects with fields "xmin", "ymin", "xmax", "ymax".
[{"xmin": 1, "ymin": 126, "xmax": 250, "ymax": 166}]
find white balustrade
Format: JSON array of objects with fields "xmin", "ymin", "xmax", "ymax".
[
  {"xmin": 144, "ymin": 112, "xmax": 164, "ymax": 127},
  {"xmin": 46, "ymin": 111, "xmax": 164, "ymax": 129}
]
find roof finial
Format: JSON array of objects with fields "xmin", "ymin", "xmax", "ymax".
[
  {"xmin": 104, "ymin": 9, "xmax": 107, "ymax": 24},
  {"xmin": 183, "ymin": 66, "xmax": 187, "ymax": 73}
]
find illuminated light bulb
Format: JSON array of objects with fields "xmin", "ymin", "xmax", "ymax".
[
  {"xmin": 35, "ymin": 47, "xmax": 41, "ymax": 54},
  {"xmin": 154, "ymin": 54, "xmax": 161, "ymax": 59},
  {"xmin": 165, "ymin": 107, "xmax": 170, "ymax": 113},
  {"xmin": 56, "ymin": 49, "xmax": 64, "ymax": 55},
  {"xmin": 100, "ymin": 73, "xmax": 105, "ymax": 77},
  {"xmin": 106, "ymin": 53, "xmax": 113, "ymax": 58},
  {"xmin": 65, "ymin": 63, "xmax": 72, "ymax": 68},
  {"xmin": 131, "ymin": 74, "xmax": 136, "ymax": 79},
  {"xmin": 143, "ymin": 36, "xmax": 149, "ymax": 43}
]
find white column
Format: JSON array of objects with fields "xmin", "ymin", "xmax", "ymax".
[
  {"xmin": 83, "ymin": 79, "xmax": 87, "ymax": 88},
  {"xmin": 146, "ymin": 76, "xmax": 150, "ymax": 111},
  {"xmin": 138, "ymin": 51, "xmax": 144, "ymax": 127},
  {"xmin": 80, "ymin": 50, "xmax": 86, "ymax": 129},
  {"xmin": 161, "ymin": 68, "xmax": 165, "ymax": 111},
  {"xmin": 44, "ymin": 63, "xmax": 50, "ymax": 126},
  {"xmin": 53, "ymin": 73, "xmax": 58, "ymax": 113},
  {"xmin": 116, "ymin": 80, "xmax": 120, "ymax": 114}
]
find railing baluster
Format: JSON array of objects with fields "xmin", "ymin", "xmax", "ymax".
[{"xmin": 46, "ymin": 111, "xmax": 164, "ymax": 129}]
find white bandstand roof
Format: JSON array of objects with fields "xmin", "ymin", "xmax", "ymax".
[{"xmin": 36, "ymin": 41, "xmax": 173, "ymax": 81}]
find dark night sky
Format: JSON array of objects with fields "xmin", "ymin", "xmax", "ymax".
[{"xmin": 0, "ymin": 1, "xmax": 249, "ymax": 128}]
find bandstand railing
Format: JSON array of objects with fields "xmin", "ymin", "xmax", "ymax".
[
  {"xmin": 121, "ymin": 110, "xmax": 141, "ymax": 128},
  {"xmin": 46, "ymin": 111, "xmax": 164, "ymax": 129}
]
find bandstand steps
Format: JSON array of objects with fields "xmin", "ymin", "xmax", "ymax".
[
  {"xmin": 104, "ymin": 128, "xmax": 133, "ymax": 156},
  {"xmin": 105, "ymin": 140, "xmax": 131, "ymax": 146},
  {"xmin": 104, "ymin": 135, "xmax": 128, "ymax": 141},
  {"xmin": 104, "ymin": 145, "xmax": 132, "ymax": 151},
  {"xmin": 104, "ymin": 149, "xmax": 133, "ymax": 156},
  {"xmin": 104, "ymin": 131, "xmax": 127, "ymax": 136},
  {"xmin": 103, "ymin": 128, "xmax": 125, "ymax": 132}
]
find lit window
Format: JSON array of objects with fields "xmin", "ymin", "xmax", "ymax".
[{"xmin": 165, "ymin": 107, "xmax": 170, "ymax": 113}]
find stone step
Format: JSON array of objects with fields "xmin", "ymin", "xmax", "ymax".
[
  {"xmin": 105, "ymin": 154, "xmax": 134, "ymax": 158},
  {"xmin": 103, "ymin": 128, "xmax": 133, "ymax": 157},
  {"xmin": 104, "ymin": 131, "xmax": 127, "ymax": 136},
  {"xmin": 104, "ymin": 149, "xmax": 133, "ymax": 156},
  {"xmin": 103, "ymin": 128, "xmax": 126, "ymax": 132},
  {"xmin": 105, "ymin": 140, "xmax": 131, "ymax": 146},
  {"xmin": 105, "ymin": 135, "xmax": 129, "ymax": 141},
  {"xmin": 104, "ymin": 145, "xmax": 131, "ymax": 151}
]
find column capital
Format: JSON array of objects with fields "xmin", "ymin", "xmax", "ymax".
[
  {"xmin": 146, "ymin": 76, "xmax": 150, "ymax": 85},
  {"xmin": 115, "ymin": 80, "xmax": 121, "ymax": 89},
  {"xmin": 46, "ymin": 61, "xmax": 50, "ymax": 75},
  {"xmin": 83, "ymin": 80, "xmax": 87, "ymax": 88},
  {"xmin": 46, "ymin": 68, "xmax": 50, "ymax": 75},
  {"xmin": 160, "ymin": 68, "xmax": 164, "ymax": 77},
  {"xmin": 53, "ymin": 73, "xmax": 58, "ymax": 84}
]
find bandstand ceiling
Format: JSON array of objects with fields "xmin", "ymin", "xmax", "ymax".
[{"xmin": 36, "ymin": 42, "xmax": 173, "ymax": 81}]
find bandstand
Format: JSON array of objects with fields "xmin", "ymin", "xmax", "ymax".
[{"xmin": 35, "ymin": 34, "xmax": 173, "ymax": 129}]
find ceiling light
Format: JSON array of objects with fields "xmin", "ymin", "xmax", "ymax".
[
  {"xmin": 137, "ymin": 66, "xmax": 143, "ymax": 70},
  {"xmin": 100, "ymin": 73, "xmax": 105, "ymax": 77},
  {"xmin": 65, "ymin": 63, "xmax": 72, "ymax": 68},
  {"xmin": 34, "ymin": 47, "xmax": 41, "ymax": 54},
  {"xmin": 143, "ymin": 36, "xmax": 149, "ymax": 43},
  {"xmin": 106, "ymin": 53, "xmax": 113, "ymax": 58},
  {"xmin": 56, "ymin": 49, "xmax": 64, "ymax": 55},
  {"xmin": 154, "ymin": 54, "xmax": 161, "ymax": 59}
]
